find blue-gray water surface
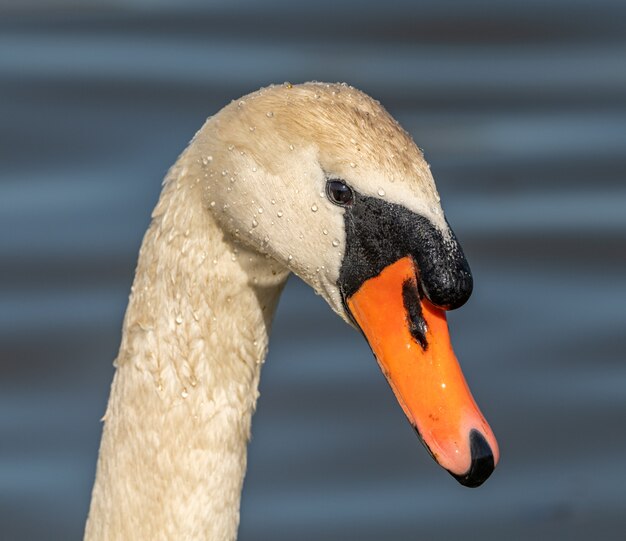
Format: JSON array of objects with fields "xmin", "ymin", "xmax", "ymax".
[{"xmin": 1, "ymin": 2, "xmax": 626, "ymax": 539}]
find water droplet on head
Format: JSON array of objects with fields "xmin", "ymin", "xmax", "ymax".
[
  {"xmin": 277, "ymin": 210, "xmax": 283, "ymax": 218},
  {"xmin": 210, "ymin": 201, "xmax": 216, "ymax": 207},
  {"xmin": 249, "ymin": 126, "xmax": 255, "ymax": 132},
  {"xmin": 349, "ymin": 162, "xmax": 356, "ymax": 168},
  {"xmin": 289, "ymin": 144, "xmax": 294, "ymax": 151},
  {"xmin": 322, "ymin": 228, "xmax": 328, "ymax": 235},
  {"xmin": 288, "ymin": 254, "xmax": 293, "ymax": 261},
  {"xmin": 175, "ymin": 314, "xmax": 183, "ymax": 324},
  {"xmin": 270, "ymin": 199, "xmax": 276, "ymax": 205},
  {"xmin": 227, "ymin": 144, "xmax": 234, "ymax": 151},
  {"xmin": 252, "ymin": 166, "xmax": 257, "ymax": 172},
  {"xmin": 181, "ymin": 388, "xmax": 189, "ymax": 399},
  {"xmin": 332, "ymin": 239, "xmax": 340, "ymax": 247},
  {"xmin": 378, "ymin": 188, "xmax": 386, "ymax": 197},
  {"xmin": 258, "ymin": 207, "xmax": 263, "ymax": 214},
  {"xmin": 252, "ymin": 218, "xmax": 258, "ymax": 228},
  {"xmin": 311, "ymin": 204, "xmax": 318, "ymax": 212},
  {"xmin": 266, "ymin": 111, "xmax": 274, "ymax": 118},
  {"xmin": 221, "ymin": 170, "xmax": 227, "ymax": 176}
]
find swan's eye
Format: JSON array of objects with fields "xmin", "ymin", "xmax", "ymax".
[{"xmin": 326, "ymin": 180, "xmax": 354, "ymax": 206}]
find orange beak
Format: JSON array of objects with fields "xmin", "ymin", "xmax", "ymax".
[{"xmin": 346, "ymin": 256, "xmax": 499, "ymax": 486}]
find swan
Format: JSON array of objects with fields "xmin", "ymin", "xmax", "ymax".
[{"xmin": 84, "ymin": 82, "xmax": 499, "ymax": 541}]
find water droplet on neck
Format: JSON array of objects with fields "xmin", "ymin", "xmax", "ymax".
[
  {"xmin": 322, "ymin": 228, "xmax": 328, "ymax": 235},
  {"xmin": 277, "ymin": 210, "xmax": 283, "ymax": 218},
  {"xmin": 289, "ymin": 144, "xmax": 294, "ymax": 151},
  {"xmin": 227, "ymin": 144, "xmax": 234, "ymax": 151},
  {"xmin": 258, "ymin": 207, "xmax": 263, "ymax": 214},
  {"xmin": 288, "ymin": 254, "xmax": 293, "ymax": 261},
  {"xmin": 332, "ymin": 239, "xmax": 340, "ymax": 247},
  {"xmin": 252, "ymin": 166, "xmax": 257, "ymax": 172},
  {"xmin": 266, "ymin": 111, "xmax": 274, "ymax": 118},
  {"xmin": 210, "ymin": 201, "xmax": 216, "ymax": 207},
  {"xmin": 175, "ymin": 314, "xmax": 183, "ymax": 324},
  {"xmin": 378, "ymin": 188, "xmax": 386, "ymax": 196},
  {"xmin": 252, "ymin": 218, "xmax": 258, "ymax": 228},
  {"xmin": 349, "ymin": 162, "xmax": 356, "ymax": 168},
  {"xmin": 181, "ymin": 388, "xmax": 189, "ymax": 399},
  {"xmin": 311, "ymin": 204, "xmax": 318, "ymax": 212}
]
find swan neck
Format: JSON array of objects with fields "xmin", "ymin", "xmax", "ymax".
[{"xmin": 85, "ymin": 153, "xmax": 288, "ymax": 541}]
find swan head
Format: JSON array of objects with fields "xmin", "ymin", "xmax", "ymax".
[{"xmin": 200, "ymin": 82, "xmax": 499, "ymax": 487}]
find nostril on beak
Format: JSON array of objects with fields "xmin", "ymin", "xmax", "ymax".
[{"xmin": 451, "ymin": 429, "xmax": 495, "ymax": 488}]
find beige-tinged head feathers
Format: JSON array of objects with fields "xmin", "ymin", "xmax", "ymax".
[{"xmin": 211, "ymin": 82, "xmax": 440, "ymax": 206}]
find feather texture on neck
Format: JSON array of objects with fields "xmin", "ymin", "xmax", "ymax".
[{"xmin": 85, "ymin": 144, "xmax": 288, "ymax": 541}]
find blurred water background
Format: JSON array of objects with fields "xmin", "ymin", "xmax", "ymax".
[{"xmin": 2, "ymin": 1, "xmax": 626, "ymax": 539}]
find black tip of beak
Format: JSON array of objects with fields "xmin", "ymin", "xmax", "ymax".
[{"xmin": 450, "ymin": 429, "xmax": 495, "ymax": 488}]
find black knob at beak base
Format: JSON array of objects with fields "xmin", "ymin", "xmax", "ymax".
[{"xmin": 450, "ymin": 429, "xmax": 495, "ymax": 488}]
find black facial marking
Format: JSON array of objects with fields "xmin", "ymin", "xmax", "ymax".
[
  {"xmin": 450, "ymin": 430, "xmax": 495, "ymax": 488},
  {"xmin": 339, "ymin": 192, "xmax": 473, "ymax": 309},
  {"xmin": 402, "ymin": 279, "xmax": 428, "ymax": 350}
]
